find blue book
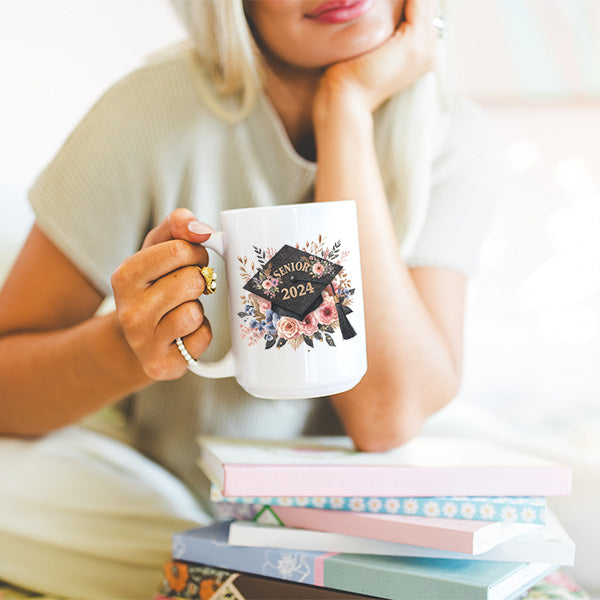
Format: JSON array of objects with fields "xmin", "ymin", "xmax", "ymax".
[
  {"xmin": 210, "ymin": 484, "xmax": 548, "ymax": 524},
  {"xmin": 173, "ymin": 522, "xmax": 557, "ymax": 600}
]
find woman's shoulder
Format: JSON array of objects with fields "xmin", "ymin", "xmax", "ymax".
[
  {"xmin": 78, "ymin": 46, "xmax": 229, "ymax": 143},
  {"xmin": 429, "ymin": 98, "xmax": 500, "ymax": 193},
  {"xmin": 441, "ymin": 100, "xmax": 499, "ymax": 161}
]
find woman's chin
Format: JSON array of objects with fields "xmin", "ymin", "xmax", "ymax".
[{"xmin": 328, "ymin": 21, "xmax": 394, "ymax": 63}]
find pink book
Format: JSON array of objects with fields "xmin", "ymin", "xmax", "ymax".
[
  {"xmin": 197, "ymin": 435, "xmax": 571, "ymax": 498},
  {"xmin": 235, "ymin": 505, "xmax": 524, "ymax": 555}
]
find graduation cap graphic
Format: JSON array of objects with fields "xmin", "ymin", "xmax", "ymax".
[{"xmin": 243, "ymin": 244, "xmax": 356, "ymax": 339}]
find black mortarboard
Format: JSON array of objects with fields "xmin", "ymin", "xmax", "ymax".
[{"xmin": 243, "ymin": 244, "xmax": 342, "ymax": 321}]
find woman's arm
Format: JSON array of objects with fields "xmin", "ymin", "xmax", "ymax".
[
  {"xmin": 0, "ymin": 225, "xmax": 146, "ymax": 435},
  {"xmin": 313, "ymin": 0, "xmax": 465, "ymax": 450},
  {"xmin": 0, "ymin": 211, "xmax": 213, "ymax": 436}
]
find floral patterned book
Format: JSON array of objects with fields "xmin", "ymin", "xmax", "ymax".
[
  {"xmin": 210, "ymin": 484, "xmax": 548, "ymax": 524},
  {"xmin": 154, "ymin": 564, "xmax": 591, "ymax": 600},
  {"xmin": 156, "ymin": 560, "xmax": 372, "ymax": 599}
]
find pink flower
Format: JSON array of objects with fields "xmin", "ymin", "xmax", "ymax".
[
  {"xmin": 257, "ymin": 298, "xmax": 271, "ymax": 313},
  {"xmin": 250, "ymin": 294, "xmax": 271, "ymax": 314},
  {"xmin": 300, "ymin": 312, "xmax": 318, "ymax": 336},
  {"xmin": 315, "ymin": 299, "xmax": 338, "ymax": 325},
  {"xmin": 276, "ymin": 316, "xmax": 301, "ymax": 340},
  {"xmin": 262, "ymin": 279, "xmax": 273, "ymax": 290},
  {"xmin": 312, "ymin": 262, "xmax": 325, "ymax": 276}
]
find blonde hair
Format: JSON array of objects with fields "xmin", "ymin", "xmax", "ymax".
[
  {"xmin": 169, "ymin": 0, "xmax": 261, "ymax": 120},
  {"xmin": 169, "ymin": 0, "xmax": 459, "ymax": 257}
]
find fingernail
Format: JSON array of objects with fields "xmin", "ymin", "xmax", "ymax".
[{"xmin": 188, "ymin": 221, "xmax": 213, "ymax": 235}]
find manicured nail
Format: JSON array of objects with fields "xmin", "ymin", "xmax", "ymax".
[{"xmin": 188, "ymin": 221, "xmax": 213, "ymax": 235}]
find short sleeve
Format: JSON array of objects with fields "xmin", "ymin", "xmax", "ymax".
[
  {"xmin": 28, "ymin": 68, "xmax": 157, "ymax": 296},
  {"xmin": 405, "ymin": 102, "xmax": 499, "ymax": 276}
]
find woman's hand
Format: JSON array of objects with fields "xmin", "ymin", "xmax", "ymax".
[
  {"xmin": 315, "ymin": 0, "xmax": 438, "ymax": 117},
  {"xmin": 111, "ymin": 208, "xmax": 215, "ymax": 381}
]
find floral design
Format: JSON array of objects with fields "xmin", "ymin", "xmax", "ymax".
[
  {"xmin": 262, "ymin": 551, "xmax": 312, "ymax": 582},
  {"xmin": 277, "ymin": 316, "xmax": 301, "ymax": 340},
  {"xmin": 501, "ymin": 506, "xmax": 518, "ymax": 521},
  {"xmin": 300, "ymin": 312, "xmax": 319, "ymax": 336},
  {"xmin": 163, "ymin": 561, "xmax": 189, "ymax": 593},
  {"xmin": 367, "ymin": 497, "xmax": 383, "ymax": 512},
  {"xmin": 424, "ymin": 500, "xmax": 441, "ymax": 517},
  {"xmin": 349, "ymin": 497, "xmax": 366, "ymax": 512},
  {"xmin": 460, "ymin": 502, "xmax": 477, "ymax": 519},
  {"xmin": 384, "ymin": 498, "xmax": 401, "ymax": 513},
  {"xmin": 237, "ymin": 237, "xmax": 354, "ymax": 350},
  {"xmin": 330, "ymin": 497, "xmax": 345, "ymax": 509},
  {"xmin": 210, "ymin": 484, "xmax": 547, "ymax": 523},
  {"xmin": 199, "ymin": 578, "xmax": 219, "ymax": 600},
  {"xmin": 479, "ymin": 503, "xmax": 496, "ymax": 520},
  {"xmin": 315, "ymin": 297, "xmax": 338, "ymax": 325},
  {"xmin": 521, "ymin": 507, "xmax": 537, "ymax": 523},
  {"xmin": 442, "ymin": 502, "xmax": 458, "ymax": 518}
]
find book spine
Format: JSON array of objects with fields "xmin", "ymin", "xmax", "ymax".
[
  {"xmin": 173, "ymin": 535, "xmax": 488, "ymax": 600},
  {"xmin": 159, "ymin": 561, "xmax": 238, "ymax": 599},
  {"xmin": 173, "ymin": 531, "xmax": 325, "ymax": 586},
  {"xmin": 227, "ymin": 521, "xmax": 576, "ymax": 566},
  {"xmin": 160, "ymin": 559, "xmax": 377, "ymax": 600},
  {"xmin": 256, "ymin": 506, "xmax": 498, "ymax": 554},
  {"xmin": 210, "ymin": 486, "xmax": 548, "ymax": 524},
  {"xmin": 221, "ymin": 464, "xmax": 571, "ymax": 498}
]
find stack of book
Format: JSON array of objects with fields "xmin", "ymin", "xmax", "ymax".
[{"xmin": 159, "ymin": 436, "xmax": 575, "ymax": 600}]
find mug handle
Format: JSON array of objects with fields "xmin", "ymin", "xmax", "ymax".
[{"xmin": 177, "ymin": 230, "xmax": 236, "ymax": 379}]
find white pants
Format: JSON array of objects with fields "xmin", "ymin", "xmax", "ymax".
[{"xmin": 0, "ymin": 427, "xmax": 210, "ymax": 600}]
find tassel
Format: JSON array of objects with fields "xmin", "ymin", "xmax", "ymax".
[{"xmin": 334, "ymin": 295, "xmax": 357, "ymax": 340}]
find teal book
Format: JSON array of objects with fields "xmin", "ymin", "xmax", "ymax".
[{"xmin": 173, "ymin": 522, "xmax": 556, "ymax": 600}]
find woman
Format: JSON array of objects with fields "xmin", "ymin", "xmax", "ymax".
[{"xmin": 0, "ymin": 0, "xmax": 496, "ymax": 597}]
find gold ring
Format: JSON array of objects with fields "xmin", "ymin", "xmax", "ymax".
[{"xmin": 199, "ymin": 266, "xmax": 218, "ymax": 295}]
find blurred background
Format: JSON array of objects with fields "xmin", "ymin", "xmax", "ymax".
[
  {"xmin": 1, "ymin": 0, "xmax": 599, "ymax": 594},
  {"xmin": 445, "ymin": 3, "xmax": 600, "ymax": 592}
]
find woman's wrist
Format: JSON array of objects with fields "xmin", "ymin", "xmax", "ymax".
[
  {"xmin": 101, "ymin": 311, "xmax": 154, "ymax": 389},
  {"xmin": 313, "ymin": 72, "xmax": 374, "ymax": 137}
]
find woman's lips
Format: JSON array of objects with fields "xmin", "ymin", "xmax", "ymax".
[{"xmin": 305, "ymin": 0, "xmax": 375, "ymax": 24}]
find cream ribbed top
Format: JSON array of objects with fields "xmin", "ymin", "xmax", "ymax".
[{"xmin": 29, "ymin": 51, "xmax": 495, "ymax": 511}]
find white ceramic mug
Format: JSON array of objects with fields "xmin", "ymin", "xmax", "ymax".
[{"xmin": 185, "ymin": 201, "xmax": 367, "ymax": 399}]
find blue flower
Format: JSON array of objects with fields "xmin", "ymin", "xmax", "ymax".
[
  {"xmin": 271, "ymin": 312, "xmax": 281, "ymax": 326},
  {"xmin": 265, "ymin": 323, "xmax": 277, "ymax": 337},
  {"xmin": 249, "ymin": 319, "xmax": 259, "ymax": 329}
]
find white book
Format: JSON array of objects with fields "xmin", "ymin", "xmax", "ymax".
[
  {"xmin": 244, "ymin": 505, "xmax": 524, "ymax": 555},
  {"xmin": 228, "ymin": 511, "xmax": 575, "ymax": 566}
]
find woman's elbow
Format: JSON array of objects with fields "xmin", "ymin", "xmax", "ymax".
[{"xmin": 348, "ymin": 377, "xmax": 462, "ymax": 453}]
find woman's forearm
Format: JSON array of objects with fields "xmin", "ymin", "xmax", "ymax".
[
  {"xmin": 313, "ymin": 88, "xmax": 461, "ymax": 451},
  {"xmin": 0, "ymin": 312, "xmax": 151, "ymax": 436}
]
